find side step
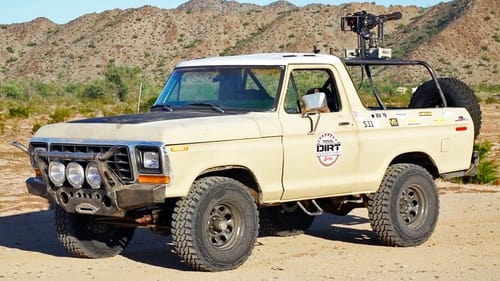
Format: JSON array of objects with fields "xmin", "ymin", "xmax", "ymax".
[{"xmin": 297, "ymin": 200, "xmax": 323, "ymax": 216}]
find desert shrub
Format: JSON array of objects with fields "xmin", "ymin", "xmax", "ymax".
[
  {"xmin": 140, "ymin": 96, "xmax": 157, "ymax": 112},
  {"xmin": 473, "ymin": 83, "xmax": 500, "ymax": 94},
  {"xmin": 49, "ymin": 107, "xmax": 72, "ymax": 123},
  {"xmin": 77, "ymin": 102, "xmax": 101, "ymax": 117},
  {"xmin": 485, "ymin": 96, "xmax": 498, "ymax": 104},
  {"xmin": 83, "ymin": 84, "xmax": 105, "ymax": 99},
  {"xmin": 32, "ymin": 122, "xmax": 43, "ymax": 134},
  {"xmin": 0, "ymin": 114, "xmax": 5, "ymax": 134},
  {"xmin": 31, "ymin": 81, "xmax": 54, "ymax": 97},
  {"xmin": 8, "ymin": 106, "xmax": 30, "ymax": 118},
  {"xmin": 0, "ymin": 82, "xmax": 25, "ymax": 99},
  {"xmin": 102, "ymin": 103, "xmax": 136, "ymax": 116},
  {"xmin": 104, "ymin": 63, "xmax": 141, "ymax": 102},
  {"xmin": 463, "ymin": 141, "xmax": 499, "ymax": 184}
]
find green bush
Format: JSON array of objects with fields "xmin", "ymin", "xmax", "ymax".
[
  {"xmin": 83, "ymin": 84, "xmax": 105, "ymax": 99},
  {"xmin": 0, "ymin": 82, "xmax": 25, "ymax": 99},
  {"xmin": 49, "ymin": 107, "xmax": 72, "ymax": 123},
  {"xmin": 464, "ymin": 141, "xmax": 499, "ymax": 184},
  {"xmin": 8, "ymin": 106, "xmax": 30, "ymax": 118},
  {"xmin": 32, "ymin": 122, "xmax": 43, "ymax": 134},
  {"xmin": 473, "ymin": 83, "xmax": 500, "ymax": 93}
]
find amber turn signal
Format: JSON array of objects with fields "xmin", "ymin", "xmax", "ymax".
[{"xmin": 138, "ymin": 175, "xmax": 170, "ymax": 184}]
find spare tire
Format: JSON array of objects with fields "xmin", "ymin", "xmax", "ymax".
[{"xmin": 409, "ymin": 78, "xmax": 481, "ymax": 137}]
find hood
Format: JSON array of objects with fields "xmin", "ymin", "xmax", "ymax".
[
  {"xmin": 68, "ymin": 110, "xmax": 223, "ymax": 124},
  {"xmin": 34, "ymin": 111, "xmax": 270, "ymax": 144}
]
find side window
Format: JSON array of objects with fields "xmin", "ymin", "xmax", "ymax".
[
  {"xmin": 284, "ymin": 73, "xmax": 300, "ymax": 113},
  {"xmin": 284, "ymin": 69, "xmax": 341, "ymax": 113}
]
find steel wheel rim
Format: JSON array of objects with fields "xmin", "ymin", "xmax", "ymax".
[
  {"xmin": 398, "ymin": 184, "xmax": 427, "ymax": 228},
  {"xmin": 207, "ymin": 202, "xmax": 243, "ymax": 250}
]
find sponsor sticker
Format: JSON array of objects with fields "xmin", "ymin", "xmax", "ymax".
[
  {"xmin": 455, "ymin": 116, "xmax": 469, "ymax": 122},
  {"xmin": 371, "ymin": 112, "xmax": 388, "ymax": 118},
  {"xmin": 419, "ymin": 111, "xmax": 432, "ymax": 117},
  {"xmin": 315, "ymin": 132, "xmax": 342, "ymax": 167},
  {"xmin": 389, "ymin": 118, "xmax": 399, "ymax": 127}
]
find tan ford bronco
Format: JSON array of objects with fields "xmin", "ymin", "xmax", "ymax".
[{"xmin": 14, "ymin": 11, "xmax": 481, "ymax": 271}]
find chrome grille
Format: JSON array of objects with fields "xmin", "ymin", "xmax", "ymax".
[{"xmin": 48, "ymin": 144, "xmax": 133, "ymax": 183}]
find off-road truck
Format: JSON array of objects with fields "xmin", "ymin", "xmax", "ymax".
[{"xmin": 13, "ymin": 11, "xmax": 481, "ymax": 271}]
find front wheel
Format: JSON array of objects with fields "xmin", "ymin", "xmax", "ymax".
[
  {"xmin": 55, "ymin": 206, "xmax": 135, "ymax": 258},
  {"xmin": 171, "ymin": 176, "xmax": 259, "ymax": 271},
  {"xmin": 367, "ymin": 164, "xmax": 439, "ymax": 247}
]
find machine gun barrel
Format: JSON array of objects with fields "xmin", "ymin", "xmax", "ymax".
[{"xmin": 379, "ymin": 12, "xmax": 402, "ymax": 22}]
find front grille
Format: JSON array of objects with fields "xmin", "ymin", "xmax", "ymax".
[{"xmin": 48, "ymin": 144, "xmax": 134, "ymax": 183}]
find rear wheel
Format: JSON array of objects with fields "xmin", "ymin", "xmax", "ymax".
[
  {"xmin": 171, "ymin": 176, "xmax": 258, "ymax": 271},
  {"xmin": 368, "ymin": 164, "xmax": 439, "ymax": 247},
  {"xmin": 409, "ymin": 77, "xmax": 481, "ymax": 136},
  {"xmin": 55, "ymin": 206, "xmax": 135, "ymax": 258}
]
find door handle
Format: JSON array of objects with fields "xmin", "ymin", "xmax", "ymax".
[{"xmin": 338, "ymin": 121, "xmax": 351, "ymax": 126}]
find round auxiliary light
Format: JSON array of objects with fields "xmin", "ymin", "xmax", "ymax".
[
  {"xmin": 66, "ymin": 162, "xmax": 84, "ymax": 188},
  {"xmin": 48, "ymin": 161, "xmax": 66, "ymax": 187},
  {"xmin": 85, "ymin": 162, "xmax": 102, "ymax": 189}
]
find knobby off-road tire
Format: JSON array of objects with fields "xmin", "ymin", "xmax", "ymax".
[
  {"xmin": 367, "ymin": 164, "xmax": 439, "ymax": 247},
  {"xmin": 409, "ymin": 77, "xmax": 482, "ymax": 137},
  {"xmin": 55, "ymin": 206, "xmax": 135, "ymax": 258},
  {"xmin": 259, "ymin": 203, "xmax": 315, "ymax": 237},
  {"xmin": 171, "ymin": 176, "xmax": 259, "ymax": 272}
]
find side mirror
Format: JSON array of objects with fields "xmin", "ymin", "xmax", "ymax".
[
  {"xmin": 301, "ymin": 92, "xmax": 328, "ymax": 113},
  {"xmin": 301, "ymin": 92, "xmax": 329, "ymax": 135}
]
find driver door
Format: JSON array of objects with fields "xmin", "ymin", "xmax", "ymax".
[{"xmin": 280, "ymin": 66, "xmax": 361, "ymax": 200}]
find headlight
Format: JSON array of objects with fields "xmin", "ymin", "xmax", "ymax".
[
  {"xmin": 48, "ymin": 161, "xmax": 65, "ymax": 187},
  {"xmin": 136, "ymin": 147, "xmax": 162, "ymax": 173},
  {"xmin": 85, "ymin": 162, "xmax": 102, "ymax": 189},
  {"xmin": 66, "ymin": 162, "xmax": 84, "ymax": 188},
  {"xmin": 143, "ymin": 151, "xmax": 160, "ymax": 169}
]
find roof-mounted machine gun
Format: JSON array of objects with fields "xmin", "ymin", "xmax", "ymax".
[{"xmin": 341, "ymin": 11, "xmax": 402, "ymax": 59}]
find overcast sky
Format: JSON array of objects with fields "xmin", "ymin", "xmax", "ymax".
[{"xmin": 1, "ymin": 0, "xmax": 447, "ymax": 24}]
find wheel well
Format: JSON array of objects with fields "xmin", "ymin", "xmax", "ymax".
[
  {"xmin": 197, "ymin": 166, "xmax": 261, "ymax": 202},
  {"xmin": 390, "ymin": 152, "xmax": 439, "ymax": 178}
]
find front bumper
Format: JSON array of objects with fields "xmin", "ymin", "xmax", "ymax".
[
  {"xmin": 25, "ymin": 144, "xmax": 168, "ymax": 217},
  {"xmin": 26, "ymin": 176, "xmax": 165, "ymax": 217}
]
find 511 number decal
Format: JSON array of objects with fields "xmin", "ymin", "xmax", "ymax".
[{"xmin": 363, "ymin": 120, "xmax": 375, "ymax": 128}]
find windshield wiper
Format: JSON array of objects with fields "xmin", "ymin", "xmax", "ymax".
[
  {"xmin": 188, "ymin": 103, "xmax": 225, "ymax": 114},
  {"xmin": 150, "ymin": 104, "xmax": 174, "ymax": 112}
]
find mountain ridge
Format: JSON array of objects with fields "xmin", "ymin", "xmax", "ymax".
[{"xmin": 0, "ymin": 0, "xmax": 497, "ymax": 85}]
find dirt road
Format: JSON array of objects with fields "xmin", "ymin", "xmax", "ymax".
[{"xmin": 0, "ymin": 182, "xmax": 498, "ymax": 281}]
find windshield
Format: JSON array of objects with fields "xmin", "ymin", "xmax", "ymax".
[{"xmin": 153, "ymin": 66, "xmax": 283, "ymax": 112}]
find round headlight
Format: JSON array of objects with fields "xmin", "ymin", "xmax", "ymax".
[
  {"xmin": 85, "ymin": 162, "xmax": 102, "ymax": 189},
  {"xmin": 66, "ymin": 162, "xmax": 84, "ymax": 188},
  {"xmin": 48, "ymin": 161, "xmax": 65, "ymax": 187}
]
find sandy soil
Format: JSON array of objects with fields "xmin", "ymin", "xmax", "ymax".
[{"xmin": 0, "ymin": 104, "xmax": 498, "ymax": 280}]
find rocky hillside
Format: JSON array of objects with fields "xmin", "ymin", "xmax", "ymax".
[{"xmin": 0, "ymin": 0, "xmax": 498, "ymax": 85}]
